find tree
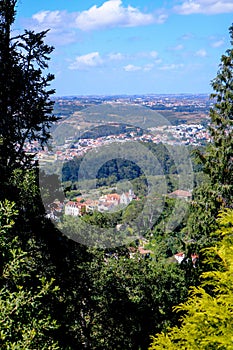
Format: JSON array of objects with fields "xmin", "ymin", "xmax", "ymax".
[
  {"xmin": 0, "ymin": 200, "xmax": 59, "ymax": 349},
  {"xmin": 149, "ymin": 209, "xmax": 233, "ymax": 350},
  {"xmin": 0, "ymin": 0, "xmax": 58, "ymax": 199},
  {"xmin": 204, "ymin": 24, "xmax": 233, "ymax": 200},
  {"xmin": 186, "ymin": 23, "xmax": 233, "ymax": 244},
  {"xmin": 56, "ymin": 247, "xmax": 188, "ymax": 350},
  {"xmin": 200, "ymin": 23, "xmax": 233, "ymax": 201}
]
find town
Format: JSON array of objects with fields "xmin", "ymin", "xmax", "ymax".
[
  {"xmin": 24, "ymin": 94, "xmax": 212, "ymax": 164},
  {"xmin": 26, "ymin": 122, "xmax": 209, "ymax": 163}
]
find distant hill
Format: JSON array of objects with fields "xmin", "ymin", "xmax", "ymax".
[
  {"xmin": 79, "ymin": 124, "xmax": 143, "ymax": 140},
  {"xmin": 79, "ymin": 103, "xmax": 168, "ymax": 129},
  {"xmin": 52, "ymin": 103, "xmax": 170, "ymax": 145}
]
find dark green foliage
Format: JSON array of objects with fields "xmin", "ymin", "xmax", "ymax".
[
  {"xmin": 0, "ymin": 200, "xmax": 59, "ymax": 349},
  {"xmin": 2, "ymin": 2, "xmax": 232, "ymax": 350},
  {"xmin": 149, "ymin": 29, "xmax": 233, "ymax": 339},
  {"xmin": 61, "ymin": 143, "xmax": 181, "ymax": 184},
  {"xmin": 198, "ymin": 24, "xmax": 233, "ymax": 200},
  {"xmin": 150, "ymin": 210, "xmax": 233, "ymax": 350},
  {"xmin": 96, "ymin": 158, "xmax": 145, "ymax": 186},
  {"xmin": 186, "ymin": 23, "xmax": 233, "ymax": 245},
  {"xmin": 0, "ymin": 0, "xmax": 58, "ymax": 200},
  {"xmin": 51, "ymin": 247, "xmax": 188, "ymax": 350}
]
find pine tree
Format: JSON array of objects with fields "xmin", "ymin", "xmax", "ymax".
[
  {"xmin": 201, "ymin": 23, "xmax": 233, "ymax": 204},
  {"xmin": 186, "ymin": 23, "xmax": 233, "ymax": 245},
  {"xmin": 0, "ymin": 0, "xmax": 58, "ymax": 199}
]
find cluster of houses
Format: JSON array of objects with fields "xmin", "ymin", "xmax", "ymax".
[
  {"xmin": 46, "ymin": 189, "xmax": 199, "ymax": 265},
  {"xmin": 25, "ymin": 122, "xmax": 210, "ymax": 164},
  {"xmin": 47, "ymin": 188, "xmax": 192, "ymax": 220},
  {"xmin": 64, "ymin": 189, "xmax": 137, "ymax": 217}
]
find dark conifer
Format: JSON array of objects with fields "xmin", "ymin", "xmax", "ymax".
[{"xmin": 0, "ymin": 0, "xmax": 58, "ymax": 199}]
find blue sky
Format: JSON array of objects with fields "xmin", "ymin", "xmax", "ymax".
[{"xmin": 15, "ymin": 0, "xmax": 233, "ymax": 96}]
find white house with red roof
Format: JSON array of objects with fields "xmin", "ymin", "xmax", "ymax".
[
  {"xmin": 64, "ymin": 201, "xmax": 86, "ymax": 216},
  {"xmin": 174, "ymin": 252, "xmax": 185, "ymax": 264}
]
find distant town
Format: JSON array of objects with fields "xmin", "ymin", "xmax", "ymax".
[
  {"xmin": 25, "ymin": 94, "xmax": 212, "ymax": 163},
  {"xmin": 53, "ymin": 93, "xmax": 213, "ymax": 113}
]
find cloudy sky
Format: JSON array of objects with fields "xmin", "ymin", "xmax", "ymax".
[{"xmin": 15, "ymin": 0, "xmax": 233, "ymax": 96}]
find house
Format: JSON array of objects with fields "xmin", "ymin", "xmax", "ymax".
[
  {"xmin": 64, "ymin": 201, "xmax": 86, "ymax": 216},
  {"xmin": 138, "ymin": 246, "xmax": 152, "ymax": 258},
  {"xmin": 98, "ymin": 190, "xmax": 136, "ymax": 211},
  {"xmin": 191, "ymin": 253, "xmax": 199, "ymax": 268},
  {"xmin": 168, "ymin": 190, "xmax": 192, "ymax": 200},
  {"xmin": 128, "ymin": 246, "xmax": 152, "ymax": 259},
  {"xmin": 174, "ymin": 252, "xmax": 185, "ymax": 264},
  {"xmin": 104, "ymin": 193, "xmax": 121, "ymax": 205},
  {"xmin": 85, "ymin": 199, "xmax": 99, "ymax": 212},
  {"xmin": 120, "ymin": 189, "xmax": 136, "ymax": 205},
  {"xmin": 98, "ymin": 201, "xmax": 115, "ymax": 212}
]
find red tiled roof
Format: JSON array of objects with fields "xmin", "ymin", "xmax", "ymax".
[
  {"xmin": 175, "ymin": 252, "xmax": 185, "ymax": 256},
  {"xmin": 138, "ymin": 246, "xmax": 152, "ymax": 255},
  {"xmin": 66, "ymin": 201, "xmax": 86, "ymax": 208},
  {"xmin": 169, "ymin": 190, "xmax": 192, "ymax": 197}
]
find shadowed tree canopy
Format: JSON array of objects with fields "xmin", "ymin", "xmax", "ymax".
[
  {"xmin": 0, "ymin": 0, "xmax": 58, "ymax": 197},
  {"xmin": 185, "ymin": 23, "xmax": 233, "ymax": 246},
  {"xmin": 197, "ymin": 23, "xmax": 233, "ymax": 205},
  {"xmin": 149, "ymin": 209, "xmax": 233, "ymax": 350}
]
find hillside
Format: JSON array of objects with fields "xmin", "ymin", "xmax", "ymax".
[{"xmin": 52, "ymin": 103, "xmax": 170, "ymax": 145}]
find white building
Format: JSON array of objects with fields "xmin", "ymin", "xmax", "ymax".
[{"xmin": 64, "ymin": 201, "xmax": 86, "ymax": 216}]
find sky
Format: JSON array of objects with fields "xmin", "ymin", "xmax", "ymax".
[{"xmin": 14, "ymin": 0, "xmax": 233, "ymax": 96}]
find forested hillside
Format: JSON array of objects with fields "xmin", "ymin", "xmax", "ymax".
[{"xmin": 0, "ymin": 1, "xmax": 232, "ymax": 349}]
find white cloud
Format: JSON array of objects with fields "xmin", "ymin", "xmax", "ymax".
[
  {"xmin": 32, "ymin": 10, "xmax": 64, "ymax": 26},
  {"xmin": 69, "ymin": 52, "xmax": 104, "ymax": 70},
  {"xmin": 174, "ymin": 0, "xmax": 233, "ymax": 15},
  {"xmin": 137, "ymin": 51, "xmax": 159, "ymax": 59},
  {"xmin": 143, "ymin": 64, "xmax": 154, "ymax": 71},
  {"xmin": 31, "ymin": 1, "xmax": 166, "ymax": 35},
  {"xmin": 156, "ymin": 14, "xmax": 168, "ymax": 24},
  {"xmin": 124, "ymin": 64, "xmax": 141, "ymax": 72},
  {"xmin": 75, "ymin": 0, "xmax": 155, "ymax": 31},
  {"xmin": 32, "ymin": 11, "xmax": 48, "ymax": 23},
  {"xmin": 159, "ymin": 63, "xmax": 184, "ymax": 71},
  {"xmin": 195, "ymin": 49, "xmax": 207, "ymax": 57},
  {"xmin": 31, "ymin": 10, "xmax": 78, "ymax": 45},
  {"xmin": 149, "ymin": 51, "xmax": 159, "ymax": 58},
  {"xmin": 124, "ymin": 63, "xmax": 154, "ymax": 72},
  {"xmin": 108, "ymin": 52, "xmax": 126, "ymax": 60},
  {"xmin": 171, "ymin": 44, "xmax": 184, "ymax": 51},
  {"xmin": 68, "ymin": 50, "xmax": 162, "ymax": 71},
  {"xmin": 154, "ymin": 58, "xmax": 163, "ymax": 64},
  {"xmin": 181, "ymin": 33, "xmax": 194, "ymax": 40},
  {"xmin": 211, "ymin": 39, "xmax": 225, "ymax": 48}
]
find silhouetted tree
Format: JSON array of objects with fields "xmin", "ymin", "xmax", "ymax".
[
  {"xmin": 186, "ymin": 23, "xmax": 233, "ymax": 246},
  {"xmin": 0, "ymin": 0, "xmax": 58, "ymax": 199}
]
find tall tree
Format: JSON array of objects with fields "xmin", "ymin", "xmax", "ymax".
[
  {"xmin": 149, "ymin": 209, "xmax": 233, "ymax": 350},
  {"xmin": 202, "ymin": 23, "xmax": 233, "ymax": 204},
  {"xmin": 0, "ymin": 5, "xmax": 63, "ymax": 346},
  {"xmin": 0, "ymin": 200, "xmax": 59, "ymax": 349},
  {"xmin": 0, "ymin": 0, "xmax": 58, "ymax": 199},
  {"xmin": 186, "ymin": 23, "xmax": 233, "ymax": 245}
]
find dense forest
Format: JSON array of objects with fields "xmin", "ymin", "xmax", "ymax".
[
  {"xmin": 0, "ymin": 1, "xmax": 233, "ymax": 349},
  {"xmin": 62, "ymin": 143, "xmax": 196, "ymax": 182}
]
